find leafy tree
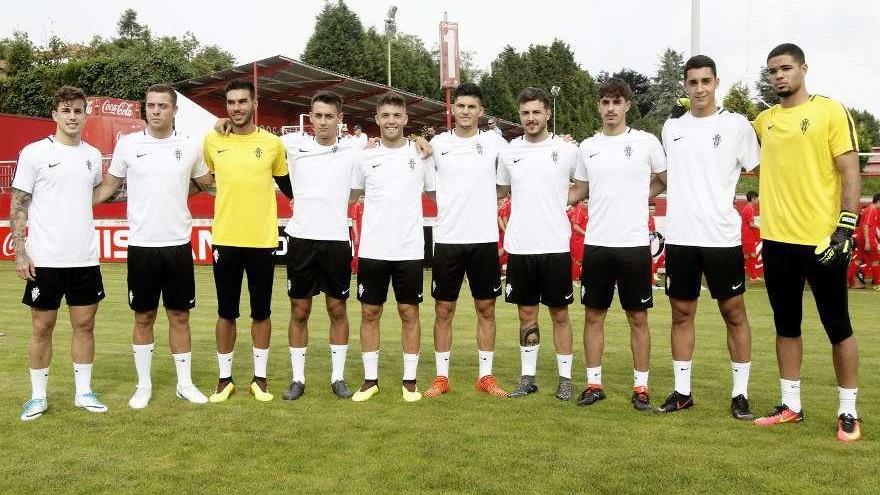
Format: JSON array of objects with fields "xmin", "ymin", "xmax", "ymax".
[
  {"xmin": 754, "ymin": 66, "xmax": 779, "ymax": 110},
  {"xmin": 301, "ymin": 1, "xmax": 369, "ymax": 78},
  {"xmin": 849, "ymin": 107, "xmax": 880, "ymax": 164},
  {"xmin": 723, "ymin": 81, "xmax": 758, "ymax": 120},
  {"xmin": 480, "ymin": 40, "xmax": 600, "ymax": 140},
  {"xmin": 117, "ymin": 8, "xmax": 150, "ymax": 43},
  {"xmin": 646, "ymin": 48, "xmax": 685, "ymax": 125}
]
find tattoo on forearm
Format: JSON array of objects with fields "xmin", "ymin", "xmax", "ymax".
[
  {"xmin": 520, "ymin": 325, "xmax": 540, "ymax": 347},
  {"xmin": 10, "ymin": 189, "xmax": 32, "ymax": 243}
]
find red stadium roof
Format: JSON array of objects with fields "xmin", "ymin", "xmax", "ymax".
[{"xmin": 172, "ymin": 55, "xmax": 520, "ymax": 138}]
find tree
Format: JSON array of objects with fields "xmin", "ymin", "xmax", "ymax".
[
  {"xmin": 117, "ymin": 8, "xmax": 150, "ymax": 42},
  {"xmin": 646, "ymin": 48, "xmax": 685, "ymax": 125},
  {"xmin": 596, "ymin": 67, "xmax": 657, "ymax": 134},
  {"xmin": 301, "ymin": 1, "xmax": 369, "ymax": 78},
  {"xmin": 723, "ymin": 81, "xmax": 758, "ymax": 120},
  {"xmin": 480, "ymin": 40, "xmax": 600, "ymax": 140},
  {"xmin": 754, "ymin": 66, "xmax": 779, "ymax": 110},
  {"xmin": 849, "ymin": 107, "xmax": 880, "ymax": 163}
]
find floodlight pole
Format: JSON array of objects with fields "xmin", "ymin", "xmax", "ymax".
[
  {"xmin": 386, "ymin": 6, "xmax": 398, "ymax": 87},
  {"xmin": 550, "ymin": 85, "xmax": 561, "ymax": 135},
  {"xmin": 691, "ymin": 0, "xmax": 701, "ymax": 56}
]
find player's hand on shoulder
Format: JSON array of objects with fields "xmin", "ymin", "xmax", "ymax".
[
  {"xmin": 411, "ymin": 136, "xmax": 433, "ymax": 158},
  {"xmin": 214, "ymin": 118, "xmax": 232, "ymax": 135},
  {"xmin": 365, "ymin": 137, "xmax": 380, "ymax": 149}
]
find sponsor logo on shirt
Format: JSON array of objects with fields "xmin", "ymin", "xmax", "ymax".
[
  {"xmin": 48, "ymin": 162, "xmax": 60, "ymax": 168},
  {"xmin": 767, "ymin": 125, "xmax": 775, "ymax": 131},
  {"xmin": 217, "ymin": 149, "xmax": 230, "ymax": 154},
  {"xmin": 254, "ymin": 147, "xmax": 263, "ymax": 158},
  {"xmin": 673, "ymin": 136, "xmax": 684, "ymax": 141},
  {"xmin": 136, "ymin": 152, "xmax": 150, "ymax": 158},
  {"xmin": 713, "ymin": 134, "xmax": 722, "ymax": 149},
  {"xmin": 512, "ymin": 158, "xmax": 522, "ymax": 164},
  {"xmin": 331, "ymin": 145, "xmax": 339, "ymax": 153},
  {"xmin": 800, "ymin": 118, "xmax": 810, "ymax": 134},
  {"xmin": 588, "ymin": 152, "xmax": 600, "ymax": 158}
]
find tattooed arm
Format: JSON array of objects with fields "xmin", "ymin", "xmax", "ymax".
[{"xmin": 10, "ymin": 188, "xmax": 36, "ymax": 280}]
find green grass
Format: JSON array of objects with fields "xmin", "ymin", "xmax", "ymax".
[
  {"xmin": 736, "ymin": 174, "xmax": 880, "ymax": 196},
  {"xmin": 1, "ymin": 261, "xmax": 878, "ymax": 494}
]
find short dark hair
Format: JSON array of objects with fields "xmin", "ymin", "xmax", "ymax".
[
  {"xmin": 225, "ymin": 79, "xmax": 255, "ymax": 99},
  {"xmin": 311, "ymin": 90, "xmax": 343, "ymax": 112},
  {"xmin": 52, "ymin": 85, "xmax": 87, "ymax": 110},
  {"xmin": 598, "ymin": 78, "xmax": 633, "ymax": 101},
  {"xmin": 376, "ymin": 92, "xmax": 406, "ymax": 110},
  {"xmin": 453, "ymin": 82, "xmax": 483, "ymax": 104},
  {"xmin": 517, "ymin": 87, "xmax": 550, "ymax": 109},
  {"xmin": 873, "ymin": 193, "xmax": 880, "ymax": 204},
  {"xmin": 746, "ymin": 191, "xmax": 759, "ymax": 202},
  {"xmin": 767, "ymin": 43, "xmax": 805, "ymax": 64},
  {"xmin": 146, "ymin": 84, "xmax": 177, "ymax": 106},
  {"xmin": 683, "ymin": 55, "xmax": 717, "ymax": 78}
]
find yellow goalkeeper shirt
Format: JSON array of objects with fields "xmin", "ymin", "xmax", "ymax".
[
  {"xmin": 752, "ymin": 95, "xmax": 858, "ymax": 246},
  {"xmin": 203, "ymin": 128, "xmax": 288, "ymax": 248}
]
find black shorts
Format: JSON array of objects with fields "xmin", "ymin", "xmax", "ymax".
[
  {"xmin": 664, "ymin": 244, "xmax": 746, "ymax": 300},
  {"xmin": 128, "ymin": 243, "xmax": 196, "ymax": 312},
  {"xmin": 357, "ymin": 258, "xmax": 423, "ymax": 305},
  {"xmin": 287, "ymin": 237, "xmax": 352, "ymax": 300},
  {"xmin": 581, "ymin": 245, "xmax": 653, "ymax": 311},
  {"xmin": 23, "ymin": 266, "xmax": 105, "ymax": 310},
  {"xmin": 212, "ymin": 245, "xmax": 275, "ymax": 320},
  {"xmin": 505, "ymin": 253, "xmax": 573, "ymax": 307},
  {"xmin": 763, "ymin": 239, "xmax": 853, "ymax": 344},
  {"xmin": 431, "ymin": 242, "xmax": 501, "ymax": 301}
]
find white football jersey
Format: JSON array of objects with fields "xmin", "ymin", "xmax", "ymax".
[
  {"xmin": 429, "ymin": 130, "xmax": 507, "ymax": 244},
  {"xmin": 497, "ymin": 134, "xmax": 581, "ymax": 254},
  {"xmin": 352, "ymin": 141, "xmax": 435, "ymax": 260},
  {"xmin": 12, "ymin": 137, "xmax": 102, "ymax": 267},
  {"xmin": 575, "ymin": 128, "xmax": 666, "ymax": 247},
  {"xmin": 108, "ymin": 130, "xmax": 208, "ymax": 247},
  {"xmin": 662, "ymin": 109, "xmax": 760, "ymax": 247},
  {"xmin": 282, "ymin": 133, "xmax": 358, "ymax": 241}
]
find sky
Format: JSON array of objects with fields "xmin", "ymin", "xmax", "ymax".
[{"xmin": 8, "ymin": 0, "xmax": 880, "ymax": 115}]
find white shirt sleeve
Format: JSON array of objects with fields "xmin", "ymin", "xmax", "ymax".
[
  {"xmin": 351, "ymin": 158, "xmax": 365, "ymax": 190},
  {"xmin": 574, "ymin": 144, "xmax": 589, "ymax": 182},
  {"xmin": 496, "ymin": 154, "xmax": 511, "ymax": 186},
  {"xmin": 107, "ymin": 138, "xmax": 128, "ymax": 179},
  {"xmin": 649, "ymin": 135, "xmax": 668, "ymax": 173},
  {"xmin": 569, "ymin": 143, "xmax": 583, "ymax": 179},
  {"xmin": 423, "ymin": 156, "xmax": 436, "ymax": 192},
  {"xmin": 91, "ymin": 149, "xmax": 103, "ymax": 186},
  {"xmin": 191, "ymin": 140, "xmax": 209, "ymax": 179},
  {"xmin": 11, "ymin": 145, "xmax": 37, "ymax": 194},
  {"xmin": 738, "ymin": 117, "xmax": 761, "ymax": 172}
]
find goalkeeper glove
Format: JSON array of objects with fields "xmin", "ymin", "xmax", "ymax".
[
  {"xmin": 814, "ymin": 211, "xmax": 858, "ymax": 266},
  {"xmin": 669, "ymin": 98, "xmax": 691, "ymax": 118}
]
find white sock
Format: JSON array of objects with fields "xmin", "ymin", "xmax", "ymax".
[
  {"xmin": 435, "ymin": 351, "xmax": 451, "ymax": 377},
  {"xmin": 289, "ymin": 347, "xmax": 307, "ymax": 383},
  {"xmin": 673, "ymin": 360, "xmax": 692, "ymax": 395},
  {"xmin": 838, "ymin": 387, "xmax": 858, "ymax": 417},
  {"xmin": 520, "ymin": 345, "xmax": 539, "ymax": 376},
  {"xmin": 73, "ymin": 362, "xmax": 93, "ymax": 397},
  {"xmin": 403, "ymin": 353, "xmax": 419, "ymax": 381},
  {"xmin": 633, "ymin": 369, "xmax": 649, "ymax": 389},
  {"xmin": 586, "ymin": 366, "xmax": 602, "ymax": 386},
  {"xmin": 556, "ymin": 354, "xmax": 573, "ymax": 379},
  {"xmin": 132, "ymin": 343, "xmax": 154, "ymax": 388},
  {"xmin": 731, "ymin": 361, "xmax": 751, "ymax": 398},
  {"xmin": 780, "ymin": 378, "xmax": 801, "ymax": 413},
  {"xmin": 30, "ymin": 367, "xmax": 49, "ymax": 400},
  {"xmin": 173, "ymin": 352, "xmax": 193, "ymax": 388},
  {"xmin": 329, "ymin": 344, "xmax": 348, "ymax": 383},
  {"xmin": 478, "ymin": 350, "xmax": 494, "ymax": 378},
  {"xmin": 363, "ymin": 350, "xmax": 379, "ymax": 381},
  {"xmin": 217, "ymin": 351, "xmax": 234, "ymax": 379},
  {"xmin": 253, "ymin": 347, "xmax": 269, "ymax": 379}
]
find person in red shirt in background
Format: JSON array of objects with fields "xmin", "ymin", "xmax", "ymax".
[
  {"xmin": 497, "ymin": 195, "xmax": 511, "ymax": 277},
  {"xmin": 349, "ymin": 195, "xmax": 364, "ymax": 274},
  {"xmin": 740, "ymin": 191, "xmax": 761, "ymax": 281},
  {"xmin": 648, "ymin": 202, "xmax": 665, "ymax": 287},
  {"xmin": 851, "ymin": 193, "xmax": 880, "ymax": 289},
  {"xmin": 568, "ymin": 198, "xmax": 588, "ymax": 281}
]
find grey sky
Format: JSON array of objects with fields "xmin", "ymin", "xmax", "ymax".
[{"xmin": 10, "ymin": 1, "xmax": 880, "ymax": 116}]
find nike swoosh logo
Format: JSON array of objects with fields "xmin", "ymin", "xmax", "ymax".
[
  {"xmin": 673, "ymin": 137, "xmax": 683, "ymax": 141},
  {"xmin": 372, "ymin": 164, "xmax": 381, "ymax": 169},
  {"xmin": 189, "ymin": 298, "xmax": 196, "ymax": 304},
  {"xmin": 767, "ymin": 125, "xmax": 774, "ymax": 130},
  {"xmin": 513, "ymin": 158, "xmax": 522, "ymax": 163},
  {"xmin": 341, "ymin": 289, "xmax": 350, "ymax": 295},
  {"xmin": 677, "ymin": 400, "xmax": 690, "ymax": 408},
  {"xmin": 48, "ymin": 162, "xmax": 60, "ymax": 168},
  {"xmin": 731, "ymin": 282, "xmax": 743, "ymax": 290},
  {"xmin": 640, "ymin": 297, "xmax": 651, "ymax": 303},
  {"xmin": 217, "ymin": 149, "xmax": 230, "ymax": 154},
  {"xmin": 299, "ymin": 148, "xmax": 309, "ymax": 153},
  {"xmin": 589, "ymin": 153, "xmax": 600, "ymax": 158},
  {"xmin": 97, "ymin": 291, "xmax": 103, "ymax": 296},
  {"xmin": 441, "ymin": 151, "xmax": 449, "ymax": 155},
  {"xmin": 493, "ymin": 284, "xmax": 502, "ymax": 292},
  {"xmin": 679, "ymin": 368, "xmax": 689, "ymax": 371},
  {"xmin": 417, "ymin": 293, "xmax": 423, "ymax": 298},
  {"xmin": 136, "ymin": 153, "xmax": 150, "ymax": 158},
  {"xmin": 565, "ymin": 293, "xmax": 573, "ymax": 299}
]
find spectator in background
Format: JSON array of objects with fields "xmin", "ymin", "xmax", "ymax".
[
  {"xmin": 349, "ymin": 195, "xmax": 365, "ymax": 275},
  {"xmin": 569, "ymin": 198, "xmax": 588, "ymax": 281},
  {"xmin": 741, "ymin": 191, "xmax": 761, "ymax": 281},
  {"xmin": 497, "ymin": 195, "xmax": 511, "ymax": 277},
  {"xmin": 487, "ymin": 117, "xmax": 502, "ymax": 136}
]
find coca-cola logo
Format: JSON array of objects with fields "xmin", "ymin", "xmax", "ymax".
[
  {"xmin": 1, "ymin": 233, "xmax": 14, "ymax": 257},
  {"xmin": 86, "ymin": 98, "xmax": 140, "ymax": 118}
]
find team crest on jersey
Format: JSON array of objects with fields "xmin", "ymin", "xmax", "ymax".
[
  {"xmin": 85, "ymin": 159, "xmax": 93, "ymax": 171},
  {"xmin": 505, "ymin": 283, "xmax": 513, "ymax": 297},
  {"xmin": 551, "ymin": 150, "xmax": 559, "ymax": 164},
  {"xmin": 358, "ymin": 283, "xmax": 365, "ymax": 296},
  {"xmin": 30, "ymin": 287, "xmax": 40, "ymax": 301},
  {"xmin": 331, "ymin": 145, "xmax": 339, "ymax": 154},
  {"xmin": 624, "ymin": 145, "xmax": 633, "ymax": 158},
  {"xmin": 213, "ymin": 249, "xmax": 219, "ymax": 262},
  {"xmin": 174, "ymin": 148, "xmax": 183, "ymax": 161},
  {"xmin": 254, "ymin": 147, "xmax": 263, "ymax": 158},
  {"xmin": 800, "ymin": 118, "xmax": 810, "ymax": 134},
  {"xmin": 129, "ymin": 290, "xmax": 134, "ymax": 304},
  {"xmin": 408, "ymin": 158, "xmax": 416, "ymax": 171},
  {"xmin": 713, "ymin": 134, "xmax": 722, "ymax": 149},
  {"xmin": 287, "ymin": 280, "xmax": 292, "ymax": 292},
  {"xmin": 476, "ymin": 142, "xmax": 483, "ymax": 155}
]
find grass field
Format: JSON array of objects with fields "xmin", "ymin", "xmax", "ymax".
[{"xmin": 1, "ymin": 261, "xmax": 878, "ymax": 494}]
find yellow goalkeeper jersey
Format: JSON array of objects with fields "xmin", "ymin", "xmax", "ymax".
[{"xmin": 752, "ymin": 95, "xmax": 858, "ymax": 245}]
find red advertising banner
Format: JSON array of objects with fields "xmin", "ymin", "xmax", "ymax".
[
  {"xmin": 439, "ymin": 22, "xmax": 461, "ymax": 89},
  {"xmin": 86, "ymin": 98, "xmax": 141, "ymax": 118}
]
